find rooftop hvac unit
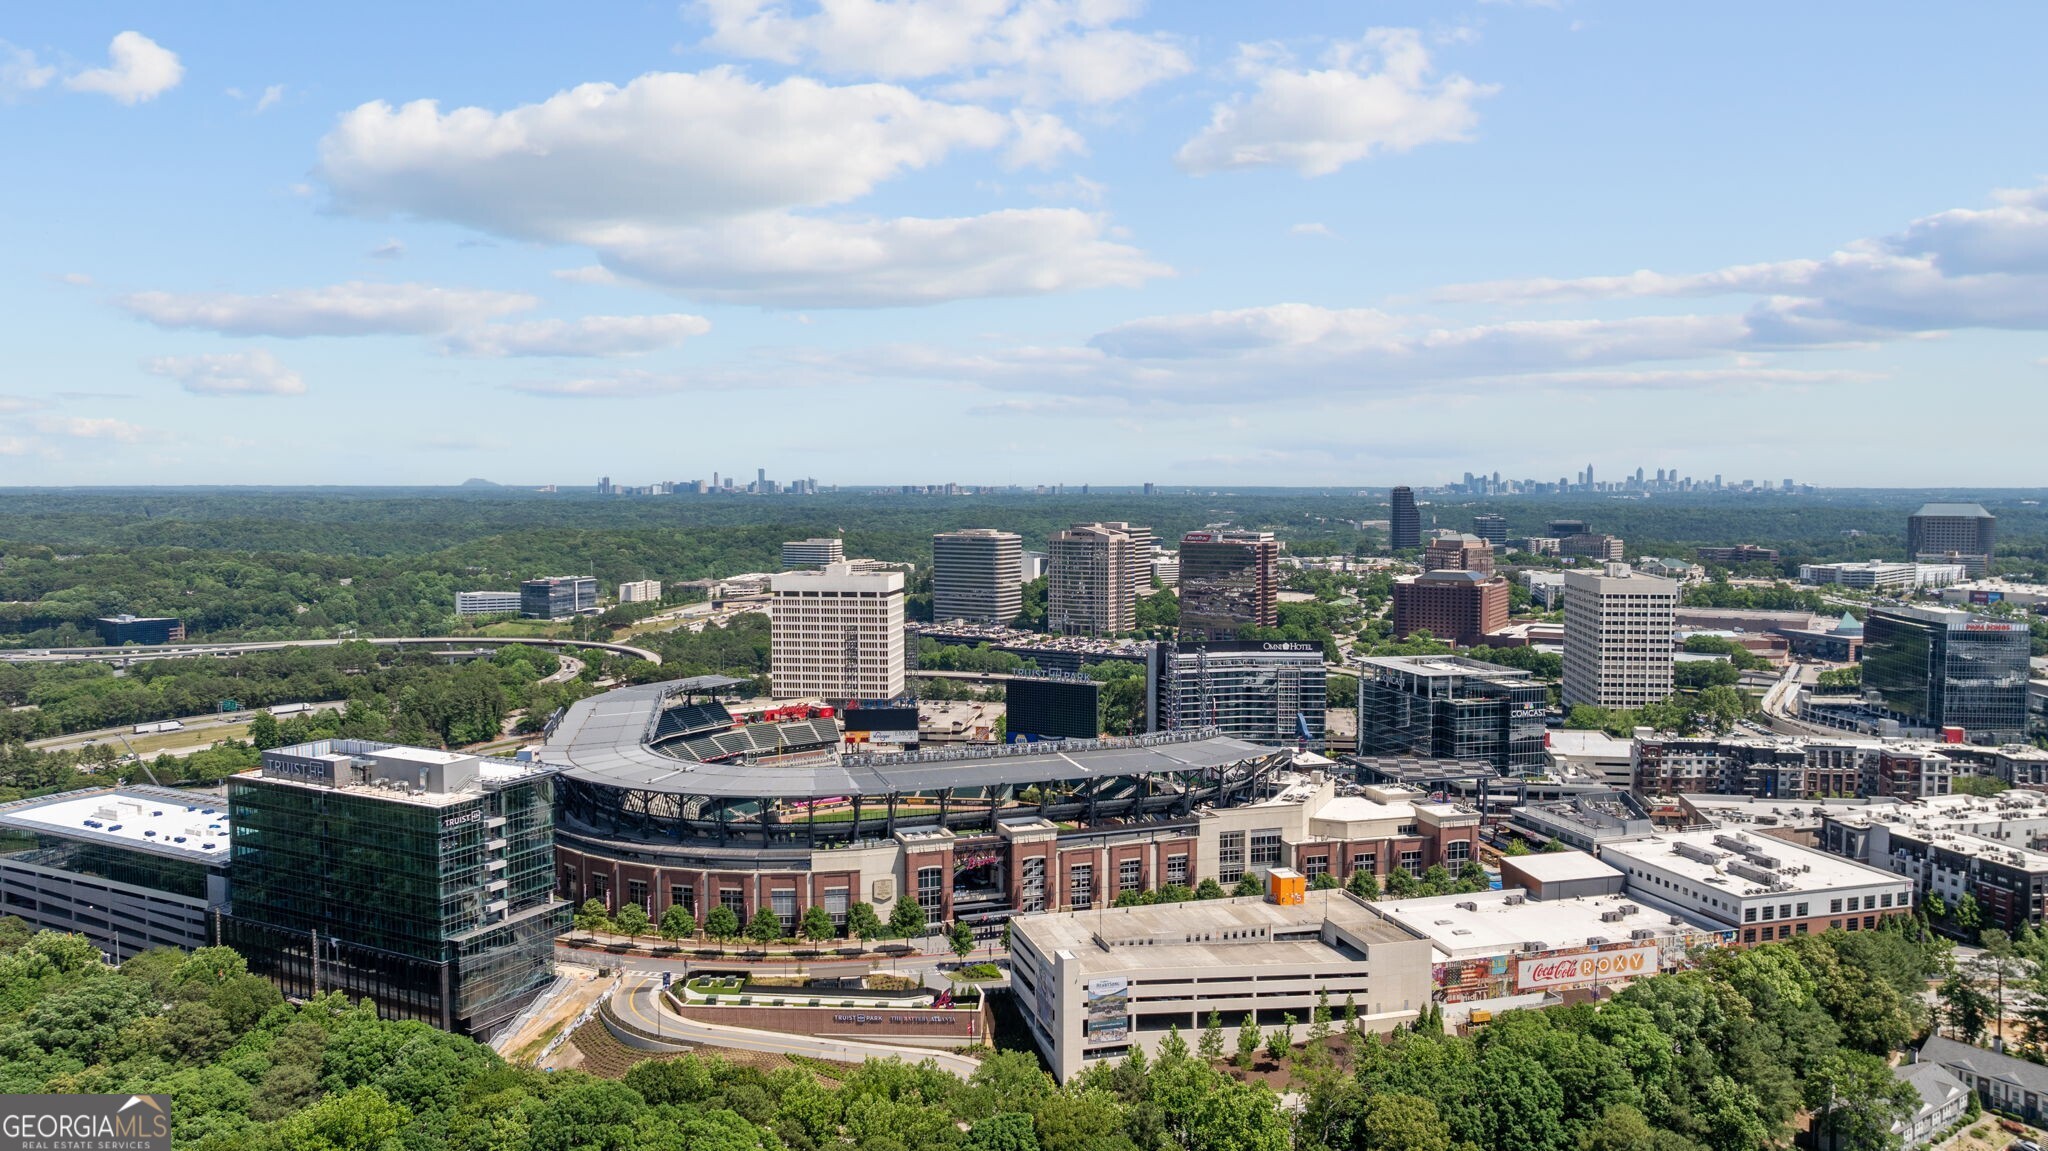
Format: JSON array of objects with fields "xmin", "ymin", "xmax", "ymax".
[
  {"xmin": 1631, "ymin": 928, "xmax": 1657, "ymax": 941},
  {"xmin": 1601, "ymin": 910, "xmax": 1624, "ymax": 923},
  {"xmin": 1504, "ymin": 894, "xmax": 1526, "ymax": 906},
  {"xmin": 1522, "ymin": 941, "xmax": 1547, "ymax": 953},
  {"xmin": 1669, "ymin": 915, "xmax": 1684, "ymax": 925},
  {"xmin": 1456, "ymin": 901, "xmax": 1479, "ymax": 912},
  {"xmin": 1619, "ymin": 904, "xmax": 1640, "ymax": 915},
  {"xmin": 1586, "ymin": 936, "xmax": 1610, "ymax": 946}
]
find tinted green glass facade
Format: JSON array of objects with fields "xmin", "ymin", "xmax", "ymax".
[{"xmin": 227, "ymin": 749, "xmax": 568, "ymax": 1038}]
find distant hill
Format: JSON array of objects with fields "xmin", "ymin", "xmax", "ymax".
[{"xmin": 458, "ymin": 478, "xmax": 501, "ymax": 488}]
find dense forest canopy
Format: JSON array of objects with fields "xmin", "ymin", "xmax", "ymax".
[{"xmin": 4, "ymin": 486, "xmax": 2047, "ymax": 648}]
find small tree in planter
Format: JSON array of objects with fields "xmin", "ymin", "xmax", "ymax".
[
  {"xmin": 573, "ymin": 898, "xmax": 612, "ymax": 943},
  {"xmin": 704, "ymin": 906, "xmax": 740, "ymax": 955},
  {"xmin": 659, "ymin": 904, "xmax": 696, "ymax": 950},
  {"xmin": 613, "ymin": 902, "xmax": 650, "ymax": 947},
  {"xmin": 746, "ymin": 906, "xmax": 784, "ymax": 948}
]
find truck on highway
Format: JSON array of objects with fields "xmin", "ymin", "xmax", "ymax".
[
  {"xmin": 267, "ymin": 702, "xmax": 316, "ymax": 717},
  {"xmin": 133, "ymin": 720, "xmax": 185, "ymax": 735}
]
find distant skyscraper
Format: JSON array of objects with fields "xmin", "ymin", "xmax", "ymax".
[
  {"xmin": 1389, "ymin": 487, "xmax": 1421, "ymax": 550},
  {"xmin": 932, "ymin": 529, "xmax": 1023, "ymax": 624},
  {"xmin": 1048, "ymin": 524, "xmax": 1139, "ymax": 635},
  {"xmin": 1562, "ymin": 564, "xmax": 1677, "ymax": 708},
  {"xmin": 1178, "ymin": 529, "xmax": 1280, "ymax": 640}
]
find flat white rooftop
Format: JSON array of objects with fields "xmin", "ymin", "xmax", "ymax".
[
  {"xmin": 0, "ymin": 787, "xmax": 228, "ymax": 862},
  {"xmin": 1373, "ymin": 888, "xmax": 1699, "ymax": 959},
  {"xmin": 1602, "ymin": 828, "xmax": 1904, "ymax": 895},
  {"xmin": 1505, "ymin": 851, "xmax": 1624, "ymax": 885},
  {"xmin": 1015, "ymin": 891, "xmax": 1416, "ymax": 974}
]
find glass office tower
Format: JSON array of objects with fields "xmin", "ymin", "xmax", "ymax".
[
  {"xmin": 1355, "ymin": 655, "xmax": 1549, "ymax": 774},
  {"xmin": 225, "ymin": 741, "xmax": 568, "ymax": 1039},
  {"xmin": 1863, "ymin": 604, "xmax": 2029, "ymax": 744}
]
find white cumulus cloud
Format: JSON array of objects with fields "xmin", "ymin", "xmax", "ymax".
[
  {"xmin": 1436, "ymin": 180, "xmax": 2048, "ymax": 338},
  {"xmin": 145, "ymin": 350, "xmax": 308, "ymax": 396},
  {"xmin": 319, "ymin": 69, "xmax": 1010, "ymax": 237},
  {"xmin": 590, "ymin": 209, "xmax": 1165, "ymax": 307},
  {"xmin": 1177, "ymin": 29, "xmax": 1496, "ymax": 176},
  {"xmin": 694, "ymin": 0, "xmax": 1191, "ymax": 105},
  {"xmin": 65, "ymin": 32, "xmax": 183, "ymax": 105},
  {"xmin": 120, "ymin": 281, "xmax": 538, "ymax": 337},
  {"xmin": 317, "ymin": 67, "xmax": 1161, "ymax": 306},
  {"xmin": 446, "ymin": 314, "xmax": 712, "ymax": 357}
]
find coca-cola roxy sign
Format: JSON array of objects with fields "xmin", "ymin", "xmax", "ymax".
[{"xmin": 1515, "ymin": 944, "xmax": 1658, "ymax": 990}]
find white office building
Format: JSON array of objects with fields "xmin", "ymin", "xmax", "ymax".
[
  {"xmin": 1562, "ymin": 563, "xmax": 1678, "ymax": 709},
  {"xmin": 1010, "ymin": 888, "xmax": 1432, "ymax": 1081},
  {"xmin": 617, "ymin": 580, "xmax": 662, "ymax": 604},
  {"xmin": 769, "ymin": 563, "xmax": 906, "ymax": 700},
  {"xmin": 455, "ymin": 590, "xmax": 522, "ymax": 617},
  {"xmin": 932, "ymin": 529, "xmax": 1023, "ymax": 624},
  {"xmin": 781, "ymin": 538, "xmax": 846, "ymax": 569}
]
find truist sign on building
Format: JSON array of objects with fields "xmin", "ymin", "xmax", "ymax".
[
  {"xmin": 1514, "ymin": 944, "xmax": 1659, "ymax": 992},
  {"xmin": 0, "ymin": 1094, "xmax": 171, "ymax": 1151}
]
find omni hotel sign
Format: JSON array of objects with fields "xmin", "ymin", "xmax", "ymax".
[
  {"xmin": 1515, "ymin": 944, "xmax": 1659, "ymax": 992},
  {"xmin": 0, "ymin": 1094, "xmax": 171, "ymax": 1151}
]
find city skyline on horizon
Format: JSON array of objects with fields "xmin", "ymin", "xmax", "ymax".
[{"xmin": 4, "ymin": 3, "xmax": 2046, "ymax": 486}]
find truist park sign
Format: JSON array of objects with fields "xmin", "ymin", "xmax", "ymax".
[{"xmin": 1515, "ymin": 944, "xmax": 1658, "ymax": 991}]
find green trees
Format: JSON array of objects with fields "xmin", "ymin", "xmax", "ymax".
[
  {"xmin": 571, "ymin": 898, "xmax": 611, "ymax": 941},
  {"xmin": 659, "ymin": 904, "xmax": 696, "ymax": 945},
  {"xmin": 1194, "ymin": 878, "xmax": 1225, "ymax": 900},
  {"xmin": 1199, "ymin": 1010, "xmax": 1225, "ymax": 1062},
  {"xmin": 745, "ymin": 907, "xmax": 784, "ymax": 947},
  {"xmin": 949, "ymin": 921, "xmax": 977, "ymax": 959},
  {"xmin": 1232, "ymin": 875, "xmax": 1264, "ymax": 897},
  {"xmin": 1346, "ymin": 868, "xmax": 1380, "ymax": 900},
  {"xmin": 845, "ymin": 901, "xmax": 884, "ymax": 945},
  {"xmin": 612, "ymin": 902, "xmax": 650, "ymax": 944},
  {"xmin": 888, "ymin": 896, "xmax": 928, "ymax": 939},
  {"xmin": 1234, "ymin": 1012, "xmax": 1262, "ymax": 1068},
  {"xmin": 703, "ymin": 905, "xmax": 740, "ymax": 953},
  {"xmin": 800, "ymin": 905, "xmax": 837, "ymax": 944}
]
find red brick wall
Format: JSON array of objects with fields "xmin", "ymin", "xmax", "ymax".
[{"xmin": 674, "ymin": 1003, "xmax": 989, "ymax": 1043}]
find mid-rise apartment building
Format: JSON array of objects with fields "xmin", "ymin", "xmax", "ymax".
[
  {"xmin": 1562, "ymin": 563, "xmax": 1677, "ymax": 708},
  {"xmin": 1560, "ymin": 533, "xmax": 1626, "ymax": 562},
  {"xmin": 1471, "ymin": 514, "xmax": 1508, "ymax": 546},
  {"xmin": 1599, "ymin": 827, "xmax": 1912, "ymax": 945},
  {"xmin": 1048, "ymin": 524, "xmax": 1140, "ymax": 635},
  {"xmin": 1177, "ymin": 529, "xmax": 1280, "ymax": 640},
  {"xmin": 769, "ymin": 564, "xmax": 906, "ymax": 699},
  {"xmin": 932, "ymin": 529, "xmax": 1023, "ymax": 624},
  {"xmin": 1820, "ymin": 791, "xmax": 2048, "ymax": 936}
]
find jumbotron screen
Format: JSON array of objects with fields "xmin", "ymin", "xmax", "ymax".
[
  {"xmin": 1006, "ymin": 678, "xmax": 1100, "ymax": 741},
  {"xmin": 839, "ymin": 706, "xmax": 920, "ymax": 734}
]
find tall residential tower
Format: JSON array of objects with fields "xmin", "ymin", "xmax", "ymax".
[{"xmin": 932, "ymin": 529, "xmax": 1023, "ymax": 624}]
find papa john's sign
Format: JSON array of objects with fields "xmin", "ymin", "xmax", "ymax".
[{"xmin": 1515, "ymin": 944, "xmax": 1658, "ymax": 992}]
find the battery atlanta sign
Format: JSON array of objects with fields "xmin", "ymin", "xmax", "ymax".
[{"xmin": 1516, "ymin": 944, "xmax": 1658, "ymax": 991}]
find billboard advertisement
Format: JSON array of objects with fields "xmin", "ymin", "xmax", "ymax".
[
  {"xmin": 1514, "ymin": 943, "xmax": 1658, "ymax": 992},
  {"xmin": 1083, "ymin": 977, "xmax": 1130, "ymax": 1044},
  {"xmin": 840, "ymin": 706, "xmax": 920, "ymax": 734}
]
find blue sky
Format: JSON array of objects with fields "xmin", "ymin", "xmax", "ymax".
[{"xmin": 4, "ymin": 2, "xmax": 2046, "ymax": 487}]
